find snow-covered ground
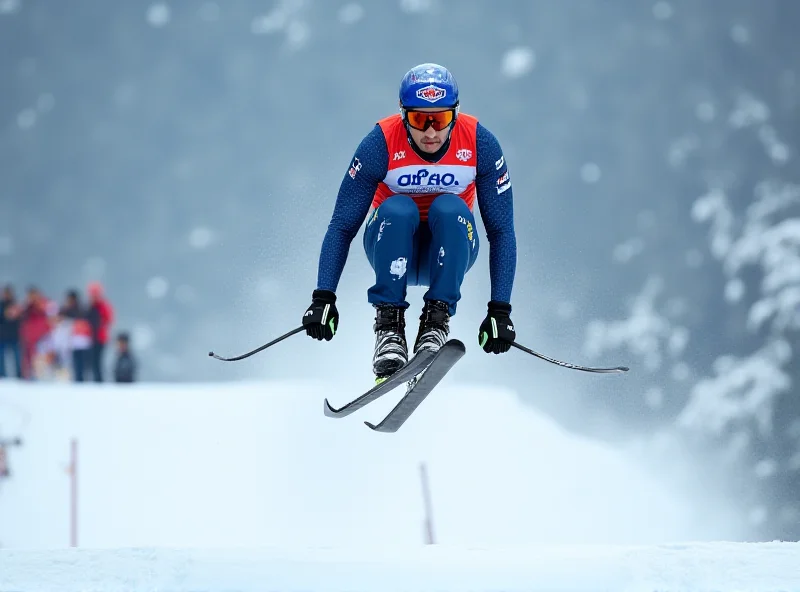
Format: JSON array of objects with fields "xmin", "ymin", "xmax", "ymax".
[
  {"xmin": 1, "ymin": 378, "xmax": 797, "ymax": 590},
  {"xmin": 2, "ymin": 542, "xmax": 800, "ymax": 592}
]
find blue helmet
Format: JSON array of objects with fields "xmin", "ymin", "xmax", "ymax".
[{"xmin": 398, "ymin": 63, "xmax": 459, "ymax": 110}]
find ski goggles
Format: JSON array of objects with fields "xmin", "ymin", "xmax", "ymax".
[{"xmin": 404, "ymin": 108, "xmax": 457, "ymax": 132}]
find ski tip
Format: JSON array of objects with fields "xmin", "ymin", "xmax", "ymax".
[
  {"xmin": 364, "ymin": 421, "xmax": 397, "ymax": 434},
  {"xmin": 444, "ymin": 338, "xmax": 466, "ymax": 352},
  {"xmin": 364, "ymin": 420, "xmax": 396, "ymax": 433},
  {"xmin": 323, "ymin": 398, "xmax": 340, "ymax": 417}
]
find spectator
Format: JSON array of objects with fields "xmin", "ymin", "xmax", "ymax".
[
  {"xmin": 29, "ymin": 293, "xmax": 63, "ymax": 381},
  {"xmin": 0, "ymin": 285, "xmax": 22, "ymax": 379},
  {"xmin": 37, "ymin": 311, "xmax": 72, "ymax": 381},
  {"xmin": 59, "ymin": 289, "xmax": 92, "ymax": 382},
  {"xmin": 19, "ymin": 287, "xmax": 52, "ymax": 380},
  {"xmin": 86, "ymin": 281, "xmax": 114, "ymax": 382},
  {"xmin": 113, "ymin": 332, "xmax": 137, "ymax": 383}
]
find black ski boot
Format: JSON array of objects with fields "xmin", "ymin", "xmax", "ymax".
[
  {"xmin": 372, "ymin": 305, "xmax": 408, "ymax": 379},
  {"xmin": 413, "ymin": 300, "xmax": 450, "ymax": 354}
]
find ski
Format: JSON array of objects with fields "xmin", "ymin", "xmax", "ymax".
[
  {"xmin": 365, "ymin": 339, "xmax": 466, "ymax": 433},
  {"xmin": 323, "ymin": 348, "xmax": 437, "ymax": 418}
]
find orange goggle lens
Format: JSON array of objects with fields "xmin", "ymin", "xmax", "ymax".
[{"xmin": 405, "ymin": 109, "xmax": 455, "ymax": 131}]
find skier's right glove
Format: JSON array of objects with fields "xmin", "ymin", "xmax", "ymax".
[
  {"xmin": 478, "ymin": 300, "xmax": 515, "ymax": 354},
  {"xmin": 303, "ymin": 289, "xmax": 339, "ymax": 341}
]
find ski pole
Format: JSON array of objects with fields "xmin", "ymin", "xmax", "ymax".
[
  {"xmin": 510, "ymin": 341, "xmax": 629, "ymax": 374},
  {"xmin": 208, "ymin": 326, "xmax": 305, "ymax": 362}
]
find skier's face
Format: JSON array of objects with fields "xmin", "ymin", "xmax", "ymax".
[{"xmin": 404, "ymin": 107, "xmax": 454, "ymax": 154}]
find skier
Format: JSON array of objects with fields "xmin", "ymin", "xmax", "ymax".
[{"xmin": 302, "ymin": 63, "xmax": 517, "ymax": 380}]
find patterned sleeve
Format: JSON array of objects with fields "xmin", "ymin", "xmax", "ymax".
[
  {"xmin": 315, "ymin": 124, "xmax": 389, "ymax": 293},
  {"xmin": 474, "ymin": 122, "xmax": 517, "ymax": 304}
]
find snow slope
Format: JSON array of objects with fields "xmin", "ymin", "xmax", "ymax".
[
  {"xmin": 1, "ymin": 378, "xmax": 726, "ymax": 548},
  {"xmin": 1, "ymin": 378, "xmax": 795, "ymax": 590}
]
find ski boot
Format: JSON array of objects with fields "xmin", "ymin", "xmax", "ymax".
[
  {"xmin": 413, "ymin": 300, "xmax": 450, "ymax": 354},
  {"xmin": 372, "ymin": 305, "xmax": 408, "ymax": 381}
]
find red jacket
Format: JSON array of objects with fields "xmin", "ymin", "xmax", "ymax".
[
  {"xmin": 20, "ymin": 301, "xmax": 51, "ymax": 349},
  {"xmin": 88, "ymin": 299, "xmax": 114, "ymax": 345}
]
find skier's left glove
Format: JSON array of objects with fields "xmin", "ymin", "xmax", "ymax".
[
  {"xmin": 478, "ymin": 300, "xmax": 515, "ymax": 354},
  {"xmin": 303, "ymin": 289, "xmax": 339, "ymax": 341}
]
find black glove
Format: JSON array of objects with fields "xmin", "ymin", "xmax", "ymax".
[
  {"xmin": 478, "ymin": 300, "xmax": 515, "ymax": 354},
  {"xmin": 303, "ymin": 289, "xmax": 339, "ymax": 341}
]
